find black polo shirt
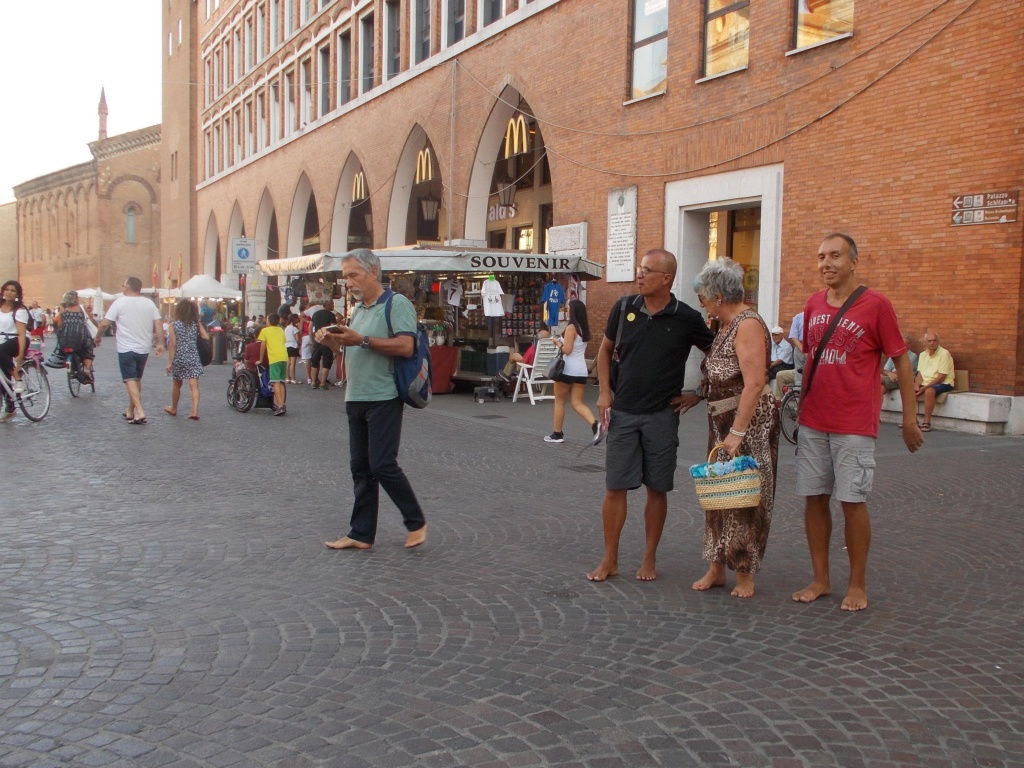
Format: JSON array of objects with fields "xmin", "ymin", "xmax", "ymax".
[{"xmin": 604, "ymin": 293, "xmax": 714, "ymax": 414}]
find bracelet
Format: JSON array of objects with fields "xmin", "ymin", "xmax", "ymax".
[{"xmin": 729, "ymin": 427, "xmax": 746, "ymax": 438}]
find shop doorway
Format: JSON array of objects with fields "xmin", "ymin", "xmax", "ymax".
[{"xmin": 708, "ymin": 206, "xmax": 761, "ymax": 310}]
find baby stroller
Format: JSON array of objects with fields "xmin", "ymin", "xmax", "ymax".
[{"xmin": 226, "ymin": 340, "xmax": 275, "ymax": 413}]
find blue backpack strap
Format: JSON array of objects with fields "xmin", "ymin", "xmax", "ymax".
[{"xmin": 383, "ymin": 289, "xmax": 395, "ymax": 338}]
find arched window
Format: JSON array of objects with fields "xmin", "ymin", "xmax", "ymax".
[{"xmin": 125, "ymin": 206, "xmax": 138, "ymax": 243}]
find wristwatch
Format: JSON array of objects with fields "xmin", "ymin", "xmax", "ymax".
[{"xmin": 360, "ymin": 335, "xmax": 370, "ymax": 349}]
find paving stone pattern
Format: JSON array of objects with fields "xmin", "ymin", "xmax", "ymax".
[{"xmin": 1, "ymin": 344, "xmax": 1022, "ymax": 767}]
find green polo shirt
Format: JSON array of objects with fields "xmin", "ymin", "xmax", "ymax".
[{"xmin": 345, "ymin": 291, "xmax": 418, "ymax": 402}]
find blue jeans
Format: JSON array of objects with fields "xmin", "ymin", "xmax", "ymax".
[{"xmin": 345, "ymin": 398, "xmax": 426, "ymax": 544}]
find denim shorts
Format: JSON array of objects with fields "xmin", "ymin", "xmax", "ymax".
[
  {"xmin": 795, "ymin": 426, "xmax": 876, "ymax": 503},
  {"xmin": 605, "ymin": 407, "xmax": 680, "ymax": 492},
  {"xmin": 117, "ymin": 351, "xmax": 149, "ymax": 382}
]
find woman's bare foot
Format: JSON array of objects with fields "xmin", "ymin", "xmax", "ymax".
[
  {"xmin": 636, "ymin": 555, "xmax": 657, "ymax": 581},
  {"xmin": 841, "ymin": 587, "xmax": 868, "ymax": 611},
  {"xmin": 404, "ymin": 525, "xmax": 427, "ymax": 548},
  {"xmin": 586, "ymin": 560, "xmax": 619, "ymax": 581},
  {"xmin": 163, "ymin": 406, "xmax": 177, "ymax": 416},
  {"xmin": 731, "ymin": 572, "xmax": 755, "ymax": 598},
  {"xmin": 792, "ymin": 581, "xmax": 832, "ymax": 603},
  {"xmin": 324, "ymin": 537, "xmax": 371, "ymax": 550},
  {"xmin": 692, "ymin": 564, "xmax": 727, "ymax": 591}
]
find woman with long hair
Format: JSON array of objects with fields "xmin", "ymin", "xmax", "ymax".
[
  {"xmin": 164, "ymin": 299, "xmax": 208, "ymax": 420},
  {"xmin": 53, "ymin": 291, "xmax": 96, "ymax": 379},
  {"xmin": 0, "ymin": 280, "xmax": 29, "ymax": 421},
  {"xmin": 544, "ymin": 299, "xmax": 600, "ymax": 444}
]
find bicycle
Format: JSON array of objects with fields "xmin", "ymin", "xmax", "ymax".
[
  {"xmin": 0, "ymin": 350, "xmax": 51, "ymax": 422},
  {"xmin": 63, "ymin": 347, "xmax": 96, "ymax": 398},
  {"xmin": 779, "ymin": 384, "xmax": 800, "ymax": 445}
]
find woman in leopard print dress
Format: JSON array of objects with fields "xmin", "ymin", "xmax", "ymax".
[{"xmin": 691, "ymin": 258, "xmax": 780, "ymax": 598}]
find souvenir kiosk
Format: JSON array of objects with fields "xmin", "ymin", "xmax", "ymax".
[{"xmin": 257, "ymin": 247, "xmax": 604, "ymax": 393}]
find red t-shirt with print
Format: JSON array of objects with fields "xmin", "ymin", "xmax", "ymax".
[{"xmin": 799, "ymin": 288, "xmax": 907, "ymax": 438}]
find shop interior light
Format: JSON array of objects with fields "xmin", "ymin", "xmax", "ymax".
[{"xmin": 420, "ymin": 195, "xmax": 441, "ymax": 222}]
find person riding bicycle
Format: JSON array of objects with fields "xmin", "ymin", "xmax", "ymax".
[
  {"xmin": 52, "ymin": 291, "xmax": 95, "ymax": 381},
  {"xmin": 0, "ymin": 280, "xmax": 29, "ymax": 420}
]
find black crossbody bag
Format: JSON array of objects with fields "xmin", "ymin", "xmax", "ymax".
[{"xmin": 794, "ymin": 286, "xmax": 867, "ymax": 441}]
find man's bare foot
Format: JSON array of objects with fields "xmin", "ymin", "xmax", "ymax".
[
  {"xmin": 636, "ymin": 556, "xmax": 657, "ymax": 581},
  {"xmin": 163, "ymin": 406, "xmax": 177, "ymax": 416},
  {"xmin": 692, "ymin": 569, "xmax": 727, "ymax": 591},
  {"xmin": 731, "ymin": 573, "xmax": 755, "ymax": 598},
  {"xmin": 841, "ymin": 588, "xmax": 868, "ymax": 611},
  {"xmin": 325, "ymin": 537, "xmax": 371, "ymax": 550},
  {"xmin": 404, "ymin": 525, "xmax": 427, "ymax": 549},
  {"xmin": 792, "ymin": 581, "xmax": 831, "ymax": 602},
  {"xmin": 586, "ymin": 561, "xmax": 619, "ymax": 581}
]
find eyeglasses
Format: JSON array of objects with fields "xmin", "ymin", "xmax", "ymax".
[{"xmin": 636, "ymin": 266, "xmax": 669, "ymax": 278}]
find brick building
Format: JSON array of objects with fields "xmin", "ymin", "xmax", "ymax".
[
  {"xmin": 14, "ymin": 91, "xmax": 161, "ymax": 309},
  {"xmin": 0, "ymin": 201, "xmax": 16, "ymax": 280},
  {"xmin": 164, "ymin": 0, "xmax": 1023, "ymax": 422}
]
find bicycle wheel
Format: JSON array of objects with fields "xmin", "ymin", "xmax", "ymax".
[
  {"xmin": 67, "ymin": 360, "xmax": 80, "ymax": 398},
  {"xmin": 780, "ymin": 390, "xmax": 799, "ymax": 445},
  {"xmin": 18, "ymin": 360, "xmax": 51, "ymax": 422},
  {"xmin": 232, "ymin": 370, "xmax": 257, "ymax": 413}
]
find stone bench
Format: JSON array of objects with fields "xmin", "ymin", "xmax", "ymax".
[{"xmin": 880, "ymin": 371, "xmax": 1012, "ymax": 435}]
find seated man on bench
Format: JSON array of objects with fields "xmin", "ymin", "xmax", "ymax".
[
  {"xmin": 882, "ymin": 333, "xmax": 918, "ymax": 398},
  {"xmin": 914, "ymin": 330, "xmax": 954, "ymax": 432}
]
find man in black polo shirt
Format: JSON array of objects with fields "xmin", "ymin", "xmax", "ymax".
[
  {"xmin": 308, "ymin": 300, "xmax": 336, "ymax": 389},
  {"xmin": 587, "ymin": 249, "xmax": 714, "ymax": 582}
]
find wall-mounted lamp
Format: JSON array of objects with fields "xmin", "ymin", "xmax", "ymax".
[{"xmin": 420, "ymin": 195, "xmax": 440, "ymax": 223}]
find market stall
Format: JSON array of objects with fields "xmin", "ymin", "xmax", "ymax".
[{"xmin": 258, "ymin": 246, "xmax": 604, "ymax": 389}]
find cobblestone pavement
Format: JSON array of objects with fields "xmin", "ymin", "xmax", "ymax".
[{"xmin": 2, "ymin": 343, "xmax": 1022, "ymax": 767}]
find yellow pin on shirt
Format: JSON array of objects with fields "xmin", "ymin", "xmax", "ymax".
[{"xmin": 626, "ymin": 313, "xmax": 636, "ymax": 322}]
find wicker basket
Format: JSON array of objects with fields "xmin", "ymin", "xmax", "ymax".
[{"xmin": 692, "ymin": 443, "xmax": 762, "ymax": 511}]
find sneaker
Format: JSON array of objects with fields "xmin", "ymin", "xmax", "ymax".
[
  {"xmin": 592, "ymin": 420, "xmax": 606, "ymax": 446},
  {"xmin": 274, "ymin": 406, "xmax": 287, "ymax": 416},
  {"xmin": 544, "ymin": 432, "xmax": 564, "ymax": 443},
  {"xmin": 310, "ymin": 383, "xmax": 320, "ymax": 390},
  {"xmin": 13, "ymin": 381, "xmax": 24, "ymax": 394}
]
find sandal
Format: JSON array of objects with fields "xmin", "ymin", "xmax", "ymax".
[
  {"xmin": 128, "ymin": 417, "xmax": 147, "ymax": 425},
  {"xmin": 920, "ymin": 422, "xmax": 932, "ymax": 432},
  {"xmin": 123, "ymin": 411, "xmax": 134, "ymax": 421}
]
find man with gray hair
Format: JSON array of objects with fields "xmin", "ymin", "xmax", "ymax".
[
  {"xmin": 587, "ymin": 248, "xmax": 714, "ymax": 582},
  {"xmin": 793, "ymin": 233, "xmax": 922, "ymax": 612},
  {"xmin": 316, "ymin": 249, "xmax": 428, "ymax": 551}
]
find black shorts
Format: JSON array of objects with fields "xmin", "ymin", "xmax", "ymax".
[
  {"xmin": 555, "ymin": 373, "xmax": 588, "ymax": 386},
  {"xmin": 286, "ymin": 347, "xmax": 299, "ymax": 358},
  {"xmin": 310, "ymin": 341, "xmax": 334, "ymax": 368}
]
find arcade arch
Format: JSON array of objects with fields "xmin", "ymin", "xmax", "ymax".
[
  {"xmin": 287, "ymin": 173, "xmax": 321, "ymax": 257},
  {"xmin": 387, "ymin": 125, "xmax": 446, "ymax": 247},
  {"xmin": 330, "ymin": 153, "xmax": 374, "ymax": 252}
]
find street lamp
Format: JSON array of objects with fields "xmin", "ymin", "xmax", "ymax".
[
  {"xmin": 420, "ymin": 195, "xmax": 440, "ymax": 223},
  {"xmin": 497, "ymin": 177, "xmax": 516, "ymax": 209}
]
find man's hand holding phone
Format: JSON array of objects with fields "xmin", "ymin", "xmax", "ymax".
[{"xmin": 315, "ymin": 324, "xmax": 355, "ymax": 353}]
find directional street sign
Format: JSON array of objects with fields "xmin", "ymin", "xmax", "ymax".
[
  {"xmin": 230, "ymin": 237, "xmax": 256, "ymax": 274},
  {"xmin": 951, "ymin": 191, "xmax": 1018, "ymax": 227}
]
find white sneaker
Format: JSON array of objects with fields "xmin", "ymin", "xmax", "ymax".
[
  {"xmin": 13, "ymin": 381, "xmax": 25, "ymax": 394},
  {"xmin": 544, "ymin": 432, "xmax": 564, "ymax": 443}
]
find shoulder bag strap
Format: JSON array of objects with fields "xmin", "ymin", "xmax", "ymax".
[
  {"xmin": 800, "ymin": 285, "xmax": 867, "ymax": 404},
  {"xmin": 612, "ymin": 296, "xmax": 631, "ymax": 361}
]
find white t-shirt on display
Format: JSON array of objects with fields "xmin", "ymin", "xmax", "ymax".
[
  {"xmin": 480, "ymin": 279, "xmax": 505, "ymax": 318},
  {"xmin": 104, "ymin": 296, "xmax": 162, "ymax": 354}
]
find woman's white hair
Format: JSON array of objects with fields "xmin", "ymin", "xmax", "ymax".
[{"xmin": 693, "ymin": 258, "xmax": 745, "ymax": 304}]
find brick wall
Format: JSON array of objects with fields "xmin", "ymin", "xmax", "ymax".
[{"xmin": 182, "ymin": 0, "xmax": 1024, "ymax": 394}]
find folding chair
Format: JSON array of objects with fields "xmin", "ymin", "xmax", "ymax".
[{"xmin": 512, "ymin": 338, "xmax": 559, "ymax": 404}]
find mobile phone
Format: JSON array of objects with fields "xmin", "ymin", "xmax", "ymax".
[{"xmin": 323, "ymin": 325, "xmax": 345, "ymax": 334}]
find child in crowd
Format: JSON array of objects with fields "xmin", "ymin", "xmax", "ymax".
[{"xmin": 257, "ymin": 313, "xmax": 288, "ymax": 416}]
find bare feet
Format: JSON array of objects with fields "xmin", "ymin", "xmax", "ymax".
[
  {"xmin": 792, "ymin": 581, "xmax": 832, "ymax": 603},
  {"xmin": 841, "ymin": 587, "xmax": 868, "ymax": 611},
  {"xmin": 404, "ymin": 525, "xmax": 427, "ymax": 549},
  {"xmin": 324, "ymin": 537, "xmax": 371, "ymax": 550},
  {"xmin": 731, "ymin": 573, "xmax": 755, "ymax": 598},
  {"xmin": 163, "ymin": 406, "xmax": 177, "ymax": 416},
  {"xmin": 635, "ymin": 555, "xmax": 658, "ymax": 581},
  {"xmin": 586, "ymin": 560, "xmax": 619, "ymax": 582},
  {"xmin": 692, "ymin": 567, "xmax": 727, "ymax": 591}
]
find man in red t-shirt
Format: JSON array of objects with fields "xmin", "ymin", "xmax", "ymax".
[{"xmin": 793, "ymin": 233, "xmax": 923, "ymax": 612}]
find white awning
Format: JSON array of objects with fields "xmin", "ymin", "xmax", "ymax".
[{"xmin": 258, "ymin": 248, "xmax": 604, "ymax": 279}]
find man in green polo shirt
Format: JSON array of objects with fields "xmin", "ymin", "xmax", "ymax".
[{"xmin": 316, "ymin": 249, "xmax": 428, "ymax": 551}]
